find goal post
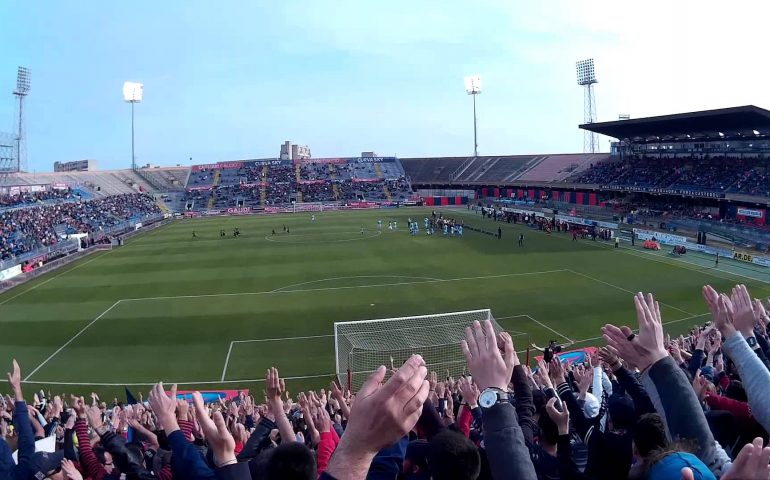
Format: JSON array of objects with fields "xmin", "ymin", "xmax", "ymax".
[{"xmin": 334, "ymin": 309, "xmax": 504, "ymax": 391}]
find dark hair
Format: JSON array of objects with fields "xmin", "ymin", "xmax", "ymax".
[
  {"xmin": 427, "ymin": 430, "xmax": 481, "ymax": 480},
  {"xmin": 94, "ymin": 446, "xmax": 109, "ymax": 465},
  {"xmin": 264, "ymin": 442, "xmax": 316, "ymax": 480},
  {"xmin": 537, "ymin": 410, "xmax": 559, "ymax": 446},
  {"xmin": 634, "ymin": 413, "xmax": 668, "ymax": 458}
]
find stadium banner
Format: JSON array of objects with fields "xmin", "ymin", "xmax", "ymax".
[
  {"xmin": 351, "ymin": 178, "xmax": 383, "ymax": 183},
  {"xmin": 253, "ymin": 159, "xmax": 282, "ymax": 167},
  {"xmin": 296, "ymin": 157, "xmax": 347, "ymax": 165},
  {"xmin": 201, "ymin": 210, "xmax": 222, "ymax": 216},
  {"xmin": 555, "ymin": 214, "xmax": 618, "ymax": 229},
  {"xmin": 347, "ymin": 201, "xmax": 380, "ymax": 209},
  {"xmin": 183, "ymin": 211, "xmax": 200, "ymax": 217},
  {"xmin": 733, "ymin": 252, "xmax": 753, "ymax": 263},
  {"xmin": 0, "ymin": 264, "xmax": 22, "ymax": 282},
  {"xmin": 191, "ymin": 161, "xmax": 243, "ymax": 172},
  {"xmin": 239, "ymin": 182, "xmax": 267, "ymax": 188},
  {"xmin": 187, "ymin": 185, "xmax": 213, "ymax": 191},
  {"xmin": 737, "ymin": 208, "xmax": 764, "ymax": 218},
  {"xmin": 600, "ymin": 185, "xmax": 725, "ymax": 199},
  {"xmin": 753, "ymin": 257, "xmax": 770, "ymax": 268},
  {"xmin": 683, "ymin": 242, "xmax": 732, "ymax": 258},
  {"xmin": 175, "ymin": 389, "xmax": 248, "ymax": 403},
  {"xmin": 298, "ymin": 179, "xmax": 328, "ymax": 185},
  {"xmin": 52, "ymin": 183, "xmax": 69, "ymax": 190},
  {"xmin": 633, "ymin": 228, "xmax": 687, "ymax": 245},
  {"xmin": 354, "ymin": 157, "xmax": 396, "ymax": 163},
  {"xmin": 225, "ymin": 207, "xmax": 251, "ymax": 215}
]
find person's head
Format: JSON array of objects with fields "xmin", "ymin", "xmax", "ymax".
[
  {"xmin": 647, "ymin": 452, "xmax": 716, "ymax": 480},
  {"xmin": 633, "ymin": 413, "xmax": 668, "ymax": 460},
  {"xmin": 427, "ymin": 430, "xmax": 480, "ymax": 480},
  {"xmin": 31, "ymin": 451, "xmax": 65, "ymax": 480},
  {"xmin": 263, "ymin": 442, "xmax": 316, "ymax": 480},
  {"xmin": 608, "ymin": 394, "xmax": 636, "ymax": 431},
  {"xmin": 94, "ymin": 446, "xmax": 115, "ymax": 474},
  {"xmin": 403, "ymin": 440, "xmax": 430, "ymax": 477}
]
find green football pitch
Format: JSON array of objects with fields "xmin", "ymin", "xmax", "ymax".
[{"xmin": 1, "ymin": 208, "xmax": 768, "ymax": 399}]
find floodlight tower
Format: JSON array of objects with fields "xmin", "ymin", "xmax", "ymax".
[
  {"xmin": 464, "ymin": 75, "xmax": 482, "ymax": 157},
  {"xmin": 123, "ymin": 81, "xmax": 143, "ymax": 170},
  {"xmin": 576, "ymin": 59, "xmax": 598, "ymax": 153},
  {"xmin": 13, "ymin": 67, "xmax": 30, "ymax": 173}
]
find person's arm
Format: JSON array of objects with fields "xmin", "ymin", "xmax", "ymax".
[
  {"xmin": 511, "ymin": 364, "xmax": 536, "ymax": 447},
  {"xmin": 75, "ymin": 418, "xmax": 108, "ymax": 480},
  {"xmin": 214, "ymin": 461, "xmax": 251, "ymax": 480},
  {"xmin": 364, "ymin": 437, "xmax": 408, "ymax": 480},
  {"xmin": 415, "ymin": 397, "xmax": 445, "ymax": 440},
  {"xmin": 265, "ymin": 368, "xmax": 296, "ymax": 444},
  {"xmin": 704, "ymin": 394, "xmax": 756, "ymax": 424},
  {"xmin": 456, "ymin": 405, "xmax": 473, "ymax": 438},
  {"xmin": 555, "ymin": 382, "xmax": 590, "ymax": 440},
  {"xmin": 611, "ymin": 365, "xmax": 656, "ymax": 416},
  {"xmin": 481, "ymin": 402, "xmax": 538, "ymax": 480},
  {"xmin": 641, "ymin": 356, "xmax": 731, "ymax": 476},
  {"xmin": 722, "ymin": 332, "xmax": 770, "ymax": 432},
  {"xmin": 7, "ymin": 361, "xmax": 34, "ymax": 480},
  {"xmin": 317, "ymin": 431, "xmax": 337, "ymax": 477},
  {"xmin": 236, "ymin": 415, "xmax": 276, "ymax": 461}
]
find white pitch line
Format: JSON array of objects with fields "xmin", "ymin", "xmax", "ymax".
[
  {"xmin": 447, "ymin": 208, "xmax": 770, "ymax": 288},
  {"xmin": 524, "ymin": 314, "xmax": 573, "ymax": 343},
  {"xmin": 233, "ymin": 333, "xmax": 336, "ymax": 344},
  {"xmin": 0, "ymin": 251, "xmax": 112, "ymax": 306},
  {"xmin": 23, "ymin": 300, "xmax": 122, "ymax": 381},
  {"xmin": 120, "ymin": 269, "xmax": 569, "ymax": 302},
  {"xmin": 568, "ymin": 312, "xmax": 711, "ymax": 346},
  {"xmin": 566, "ymin": 269, "xmax": 695, "ymax": 316},
  {"xmin": 220, "ymin": 341, "xmax": 235, "ymax": 381},
  {"xmin": 269, "ymin": 275, "xmax": 444, "ymax": 293}
]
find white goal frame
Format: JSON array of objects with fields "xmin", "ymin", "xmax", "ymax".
[{"xmin": 334, "ymin": 309, "xmax": 501, "ymax": 391}]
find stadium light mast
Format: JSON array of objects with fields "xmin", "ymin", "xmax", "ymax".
[
  {"xmin": 123, "ymin": 81, "xmax": 143, "ymax": 171},
  {"xmin": 13, "ymin": 67, "xmax": 30, "ymax": 173},
  {"xmin": 464, "ymin": 75, "xmax": 482, "ymax": 157},
  {"xmin": 576, "ymin": 59, "xmax": 598, "ymax": 153}
]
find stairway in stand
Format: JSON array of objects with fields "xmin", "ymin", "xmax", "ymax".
[{"xmin": 260, "ymin": 166, "xmax": 268, "ymax": 207}]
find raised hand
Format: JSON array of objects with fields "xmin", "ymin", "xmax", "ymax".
[
  {"xmin": 598, "ymin": 346, "xmax": 622, "ymax": 370},
  {"xmin": 70, "ymin": 395, "xmax": 87, "ymax": 417},
  {"xmin": 731, "ymin": 285, "xmax": 757, "ymax": 338},
  {"xmin": 461, "ymin": 320, "xmax": 515, "ymax": 391},
  {"xmin": 85, "ymin": 405, "xmax": 104, "ymax": 431},
  {"xmin": 715, "ymin": 294, "xmax": 738, "ymax": 339},
  {"xmin": 545, "ymin": 397, "xmax": 570, "ymax": 435},
  {"xmin": 7, "ymin": 360, "xmax": 22, "ymax": 400},
  {"xmin": 326, "ymin": 354, "xmax": 429, "ymax": 480},
  {"xmin": 535, "ymin": 360, "xmax": 552, "ymax": 389},
  {"xmin": 192, "ymin": 391, "xmax": 236, "ymax": 467},
  {"xmin": 603, "ymin": 293, "xmax": 668, "ymax": 372},
  {"xmin": 722, "ymin": 437, "xmax": 770, "ymax": 480},
  {"xmin": 548, "ymin": 357, "xmax": 566, "ymax": 385},
  {"xmin": 61, "ymin": 458, "xmax": 84, "ymax": 480},
  {"xmin": 177, "ymin": 398, "xmax": 190, "ymax": 420},
  {"xmin": 148, "ymin": 382, "xmax": 179, "ymax": 433},
  {"xmin": 458, "ymin": 376, "xmax": 479, "ymax": 408}
]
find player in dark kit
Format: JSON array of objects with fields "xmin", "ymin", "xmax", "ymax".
[
  {"xmin": 497, "ymin": 227, "xmax": 502, "ymax": 240},
  {"xmin": 192, "ymin": 232, "xmax": 198, "ymax": 238},
  {"xmin": 518, "ymin": 234, "xmax": 524, "ymax": 247}
]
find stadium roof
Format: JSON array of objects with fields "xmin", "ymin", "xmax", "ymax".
[{"xmin": 580, "ymin": 105, "xmax": 770, "ymax": 141}]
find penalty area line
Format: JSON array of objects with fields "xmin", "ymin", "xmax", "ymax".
[{"xmin": 23, "ymin": 300, "xmax": 123, "ymax": 382}]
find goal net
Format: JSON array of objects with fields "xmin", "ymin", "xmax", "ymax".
[{"xmin": 335, "ymin": 309, "xmax": 504, "ymax": 391}]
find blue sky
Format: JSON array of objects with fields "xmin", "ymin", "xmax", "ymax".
[{"xmin": 1, "ymin": 0, "xmax": 768, "ymax": 172}]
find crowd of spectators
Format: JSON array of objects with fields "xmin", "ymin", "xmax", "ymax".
[
  {"xmin": 3, "ymin": 284, "xmax": 770, "ymax": 479},
  {"xmin": 0, "ymin": 194, "xmax": 160, "ymax": 260},
  {"xmin": 0, "ymin": 189, "xmax": 76, "ymax": 210},
  {"xmin": 183, "ymin": 160, "xmax": 414, "ymax": 210},
  {"xmin": 574, "ymin": 156, "xmax": 770, "ymax": 197}
]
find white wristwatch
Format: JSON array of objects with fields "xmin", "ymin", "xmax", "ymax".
[{"xmin": 479, "ymin": 388, "xmax": 509, "ymax": 409}]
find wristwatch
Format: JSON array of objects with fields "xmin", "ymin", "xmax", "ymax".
[
  {"xmin": 746, "ymin": 336, "xmax": 758, "ymax": 349},
  {"xmin": 479, "ymin": 388, "xmax": 509, "ymax": 409}
]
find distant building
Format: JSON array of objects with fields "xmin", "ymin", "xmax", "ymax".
[
  {"xmin": 279, "ymin": 141, "xmax": 311, "ymax": 161},
  {"xmin": 361, "ymin": 151, "xmax": 378, "ymax": 158},
  {"xmin": 54, "ymin": 159, "xmax": 97, "ymax": 172}
]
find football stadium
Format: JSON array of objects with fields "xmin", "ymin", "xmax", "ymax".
[{"xmin": 2, "ymin": 3, "xmax": 770, "ymax": 480}]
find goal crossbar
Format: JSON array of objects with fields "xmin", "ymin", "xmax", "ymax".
[{"xmin": 334, "ymin": 309, "xmax": 508, "ymax": 391}]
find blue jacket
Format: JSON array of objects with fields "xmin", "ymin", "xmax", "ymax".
[{"xmin": 0, "ymin": 401, "xmax": 35, "ymax": 480}]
